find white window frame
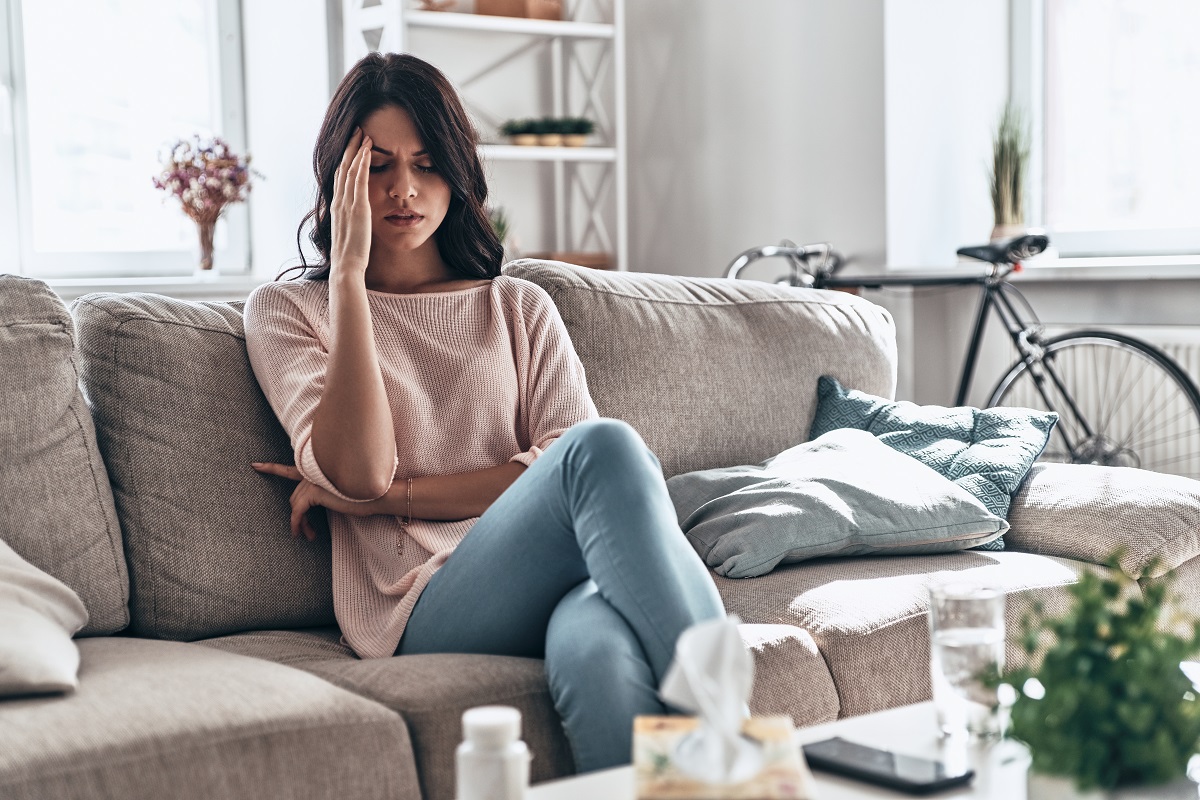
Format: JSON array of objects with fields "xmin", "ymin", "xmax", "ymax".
[
  {"xmin": 1011, "ymin": 0, "xmax": 1200, "ymax": 260},
  {"xmin": 0, "ymin": 0, "xmax": 251, "ymax": 280}
]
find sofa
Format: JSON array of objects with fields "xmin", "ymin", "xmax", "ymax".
[{"xmin": 4, "ymin": 260, "xmax": 1200, "ymax": 800}]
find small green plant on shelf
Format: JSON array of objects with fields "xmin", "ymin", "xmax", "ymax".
[
  {"xmin": 999, "ymin": 550, "xmax": 1200, "ymax": 795},
  {"xmin": 499, "ymin": 116, "xmax": 597, "ymax": 146},
  {"xmin": 990, "ymin": 102, "xmax": 1030, "ymax": 239}
]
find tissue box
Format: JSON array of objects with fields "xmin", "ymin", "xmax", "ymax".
[{"xmin": 632, "ymin": 716, "xmax": 815, "ymax": 799}]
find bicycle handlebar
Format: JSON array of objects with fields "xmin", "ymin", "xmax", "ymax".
[{"xmin": 724, "ymin": 241, "xmax": 839, "ymax": 284}]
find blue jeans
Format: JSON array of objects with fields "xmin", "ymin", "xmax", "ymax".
[{"xmin": 396, "ymin": 418, "xmax": 726, "ymax": 772}]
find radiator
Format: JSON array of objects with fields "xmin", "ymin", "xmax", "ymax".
[{"xmin": 996, "ymin": 325, "xmax": 1200, "ymax": 481}]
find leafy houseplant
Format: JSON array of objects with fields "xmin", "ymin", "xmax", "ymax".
[
  {"xmin": 990, "ymin": 103, "xmax": 1030, "ymax": 241},
  {"xmin": 500, "ymin": 118, "xmax": 539, "ymax": 146},
  {"xmin": 560, "ymin": 117, "xmax": 595, "ymax": 147},
  {"xmin": 1002, "ymin": 552, "xmax": 1200, "ymax": 798}
]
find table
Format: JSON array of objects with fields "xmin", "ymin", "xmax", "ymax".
[{"xmin": 527, "ymin": 702, "xmax": 1031, "ymax": 799}]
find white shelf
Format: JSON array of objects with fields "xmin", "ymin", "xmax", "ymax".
[
  {"xmin": 405, "ymin": 10, "xmax": 614, "ymax": 39},
  {"xmin": 480, "ymin": 144, "xmax": 616, "ymax": 162}
]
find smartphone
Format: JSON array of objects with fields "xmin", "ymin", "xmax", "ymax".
[{"xmin": 801, "ymin": 737, "xmax": 974, "ymax": 795}]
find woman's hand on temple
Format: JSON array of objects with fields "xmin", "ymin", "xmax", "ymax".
[
  {"xmin": 252, "ymin": 461, "xmax": 382, "ymax": 540},
  {"xmin": 330, "ymin": 127, "xmax": 373, "ymax": 277}
]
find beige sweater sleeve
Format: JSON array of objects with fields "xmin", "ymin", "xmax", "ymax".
[
  {"xmin": 244, "ymin": 284, "xmax": 393, "ymax": 503},
  {"xmin": 508, "ymin": 283, "xmax": 599, "ymax": 467}
]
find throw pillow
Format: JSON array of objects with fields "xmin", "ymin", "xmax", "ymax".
[
  {"xmin": 0, "ymin": 537, "xmax": 89, "ymax": 696},
  {"xmin": 667, "ymin": 429, "xmax": 1008, "ymax": 579},
  {"xmin": 808, "ymin": 376, "xmax": 1057, "ymax": 550}
]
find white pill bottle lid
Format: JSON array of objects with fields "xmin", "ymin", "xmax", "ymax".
[{"xmin": 462, "ymin": 706, "xmax": 522, "ymax": 749}]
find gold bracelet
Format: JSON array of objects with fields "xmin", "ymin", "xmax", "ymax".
[{"xmin": 406, "ymin": 477, "xmax": 413, "ymax": 528}]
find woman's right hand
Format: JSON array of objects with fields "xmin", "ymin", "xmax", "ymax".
[{"xmin": 330, "ymin": 127, "xmax": 374, "ymax": 277}]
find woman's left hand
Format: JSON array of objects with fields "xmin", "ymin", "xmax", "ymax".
[{"xmin": 252, "ymin": 461, "xmax": 381, "ymax": 540}]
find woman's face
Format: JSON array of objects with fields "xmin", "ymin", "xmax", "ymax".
[{"xmin": 359, "ymin": 105, "xmax": 452, "ymax": 257}]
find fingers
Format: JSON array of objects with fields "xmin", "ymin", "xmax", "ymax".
[
  {"xmin": 251, "ymin": 462, "xmax": 302, "ymax": 481},
  {"xmin": 335, "ymin": 127, "xmax": 363, "ymax": 200},
  {"xmin": 354, "ymin": 135, "xmax": 373, "ymax": 204}
]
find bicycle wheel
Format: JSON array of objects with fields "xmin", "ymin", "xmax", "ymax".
[{"xmin": 987, "ymin": 330, "xmax": 1200, "ymax": 480}]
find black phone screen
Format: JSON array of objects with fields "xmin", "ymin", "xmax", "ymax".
[{"xmin": 802, "ymin": 737, "xmax": 974, "ymax": 794}]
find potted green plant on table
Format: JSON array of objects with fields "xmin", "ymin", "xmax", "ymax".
[
  {"xmin": 533, "ymin": 116, "xmax": 563, "ymax": 147},
  {"xmin": 989, "ymin": 102, "xmax": 1030, "ymax": 242},
  {"xmin": 1001, "ymin": 552, "xmax": 1200, "ymax": 799}
]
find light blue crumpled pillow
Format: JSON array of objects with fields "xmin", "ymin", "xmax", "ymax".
[
  {"xmin": 667, "ymin": 428, "xmax": 1009, "ymax": 578},
  {"xmin": 808, "ymin": 376, "xmax": 1057, "ymax": 550}
]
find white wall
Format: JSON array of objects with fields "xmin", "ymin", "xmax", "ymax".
[
  {"xmin": 624, "ymin": 0, "xmax": 887, "ymax": 280},
  {"xmin": 242, "ymin": 0, "xmax": 332, "ymax": 279}
]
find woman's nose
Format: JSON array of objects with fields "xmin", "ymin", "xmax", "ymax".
[{"xmin": 389, "ymin": 172, "xmax": 417, "ymax": 199}]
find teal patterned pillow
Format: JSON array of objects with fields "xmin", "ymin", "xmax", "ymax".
[{"xmin": 809, "ymin": 376, "xmax": 1057, "ymax": 550}]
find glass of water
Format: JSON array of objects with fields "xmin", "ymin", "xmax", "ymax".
[{"xmin": 928, "ymin": 582, "xmax": 1006, "ymax": 739}]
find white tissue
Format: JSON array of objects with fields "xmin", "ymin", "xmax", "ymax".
[{"xmin": 660, "ymin": 615, "xmax": 763, "ymax": 784}]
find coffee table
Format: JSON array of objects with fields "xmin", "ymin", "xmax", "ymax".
[{"xmin": 528, "ymin": 701, "xmax": 1031, "ymax": 799}]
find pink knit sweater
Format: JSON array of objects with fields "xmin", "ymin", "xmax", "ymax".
[{"xmin": 244, "ymin": 275, "xmax": 598, "ymax": 658}]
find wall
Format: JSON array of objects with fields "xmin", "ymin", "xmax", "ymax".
[
  {"xmin": 624, "ymin": 1, "xmax": 887, "ymax": 280},
  {"xmin": 242, "ymin": 0, "xmax": 332, "ymax": 279}
]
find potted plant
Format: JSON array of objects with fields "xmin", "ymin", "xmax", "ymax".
[
  {"xmin": 534, "ymin": 116, "xmax": 563, "ymax": 147},
  {"xmin": 500, "ymin": 118, "xmax": 539, "ymax": 146},
  {"xmin": 560, "ymin": 117, "xmax": 595, "ymax": 147},
  {"xmin": 1000, "ymin": 551, "xmax": 1200, "ymax": 799},
  {"xmin": 989, "ymin": 102, "xmax": 1030, "ymax": 242}
]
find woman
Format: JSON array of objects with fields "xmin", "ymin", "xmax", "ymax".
[{"xmin": 243, "ymin": 52, "xmax": 724, "ymax": 772}]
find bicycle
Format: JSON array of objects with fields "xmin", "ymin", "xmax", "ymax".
[{"xmin": 725, "ymin": 235, "xmax": 1200, "ymax": 480}]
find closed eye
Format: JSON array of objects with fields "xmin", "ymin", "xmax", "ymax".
[
  {"xmin": 369, "ymin": 164, "xmax": 389, "ymax": 174},
  {"xmin": 416, "ymin": 164, "xmax": 437, "ymax": 174}
]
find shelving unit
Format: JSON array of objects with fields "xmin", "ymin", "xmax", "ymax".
[{"xmin": 342, "ymin": 0, "xmax": 627, "ymax": 271}]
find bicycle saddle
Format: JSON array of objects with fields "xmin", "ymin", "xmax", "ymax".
[{"xmin": 956, "ymin": 233, "xmax": 1049, "ymax": 265}]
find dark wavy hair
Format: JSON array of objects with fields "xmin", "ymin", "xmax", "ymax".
[{"xmin": 281, "ymin": 53, "xmax": 503, "ymax": 281}]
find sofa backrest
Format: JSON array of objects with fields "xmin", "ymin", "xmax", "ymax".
[
  {"xmin": 0, "ymin": 275, "xmax": 129, "ymax": 635},
  {"xmin": 72, "ymin": 292, "xmax": 335, "ymax": 641},
  {"xmin": 505, "ymin": 260, "xmax": 898, "ymax": 477}
]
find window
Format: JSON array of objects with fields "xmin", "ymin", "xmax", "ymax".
[
  {"xmin": 1015, "ymin": 0, "xmax": 1200, "ymax": 257},
  {"xmin": 0, "ymin": 0, "xmax": 247, "ymax": 278}
]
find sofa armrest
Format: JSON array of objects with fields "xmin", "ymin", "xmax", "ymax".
[{"xmin": 1005, "ymin": 463, "xmax": 1200, "ymax": 579}]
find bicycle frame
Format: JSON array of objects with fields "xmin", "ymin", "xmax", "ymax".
[{"xmin": 818, "ymin": 268, "xmax": 1097, "ymax": 461}]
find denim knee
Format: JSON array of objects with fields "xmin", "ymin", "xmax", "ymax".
[{"xmin": 561, "ymin": 418, "xmax": 659, "ymax": 470}]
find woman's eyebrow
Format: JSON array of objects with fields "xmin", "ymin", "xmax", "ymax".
[{"xmin": 370, "ymin": 145, "xmax": 393, "ymax": 156}]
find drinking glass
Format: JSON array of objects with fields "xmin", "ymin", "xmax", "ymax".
[{"xmin": 928, "ymin": 582, "xmax": 1006, "ymax": 738}]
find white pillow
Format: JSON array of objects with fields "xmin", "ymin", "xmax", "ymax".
[
  {"xmin": 667, "ymin": 429, "xmax": 1009, "ymax": 578},
  {"xmin": 0, "ymin": 537, "xmax": 89, "ymax": 696}
]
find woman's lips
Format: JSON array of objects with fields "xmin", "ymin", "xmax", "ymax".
[{"xmin": 384, "ymin": 212, "xmax": 423, "ymax": 228}]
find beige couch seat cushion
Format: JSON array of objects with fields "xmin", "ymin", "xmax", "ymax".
[
  {"xmin": 505, "ymin": 261, "xmax": 897, "ymax": 478},
  {"xmin": 0, "ymin": 275, "xmax": 128, "ymax": 635},
  {"xmin": 72, "ymin": 292, "xmax": 334, "ymax": 640},
  {"xmin": 739, "ymin": 624, "xmax": 839, "ymax": 726},
  {"xmin": 197, "ymin": 628, "xmax": 572, "ymax": 800},
  {"xmin": 0, "ymin": 637, "xmax": 417, "ymax": 800},
  {"xmin": 716, "ymin": 552, "xmax": 1094, "ymax": 716}
]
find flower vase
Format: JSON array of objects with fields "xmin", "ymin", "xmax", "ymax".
[{"xmin": 194, "ymin": 219, "xmax": 218, "ymax": 280}]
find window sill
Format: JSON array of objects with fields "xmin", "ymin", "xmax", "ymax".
[
  {"xmin": 1013, "ymin": 254, "xmax": 1200, "ymax": 282},
  {"xmin": 46, "ymin": 273, "xmax": 269, "ymax": 303}
]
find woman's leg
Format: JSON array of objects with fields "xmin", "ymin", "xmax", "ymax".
[
  {"xmin": 397, "ymin": 419, "xmax": 725, "ymax": 762},
  {"xmin": 545, "ymin": 580, "xmax": 667, "ymax": 772}
]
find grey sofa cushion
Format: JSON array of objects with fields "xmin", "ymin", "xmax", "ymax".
[
  {"xmin": 716, "ymin": 551, "xmax": 1092, "ymax": 716},
  {"xmin": 197, "ymin": 629, "xmax": 575, "ymax": 800},
  {"xmin": 669, "ymin": 429, "xmax": 1007, "ymax": 578},
  {"xmin": 0, "ymin": 275, "xmax": 128, "ymax": 635},
  {"xmin": 504, "ymin": 260, "xmax": 897, "ymax": 478},
  {"xmin": 0, "ymin": 637, "xmax": 417, "ymax": 800},
  {"xmin": 72, "ymin": 292, "xmax": 335, "ymax": 640},
  {"xmin": 1007, "ymin": 462, "xmax": 1200, "ymax": 578}
]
